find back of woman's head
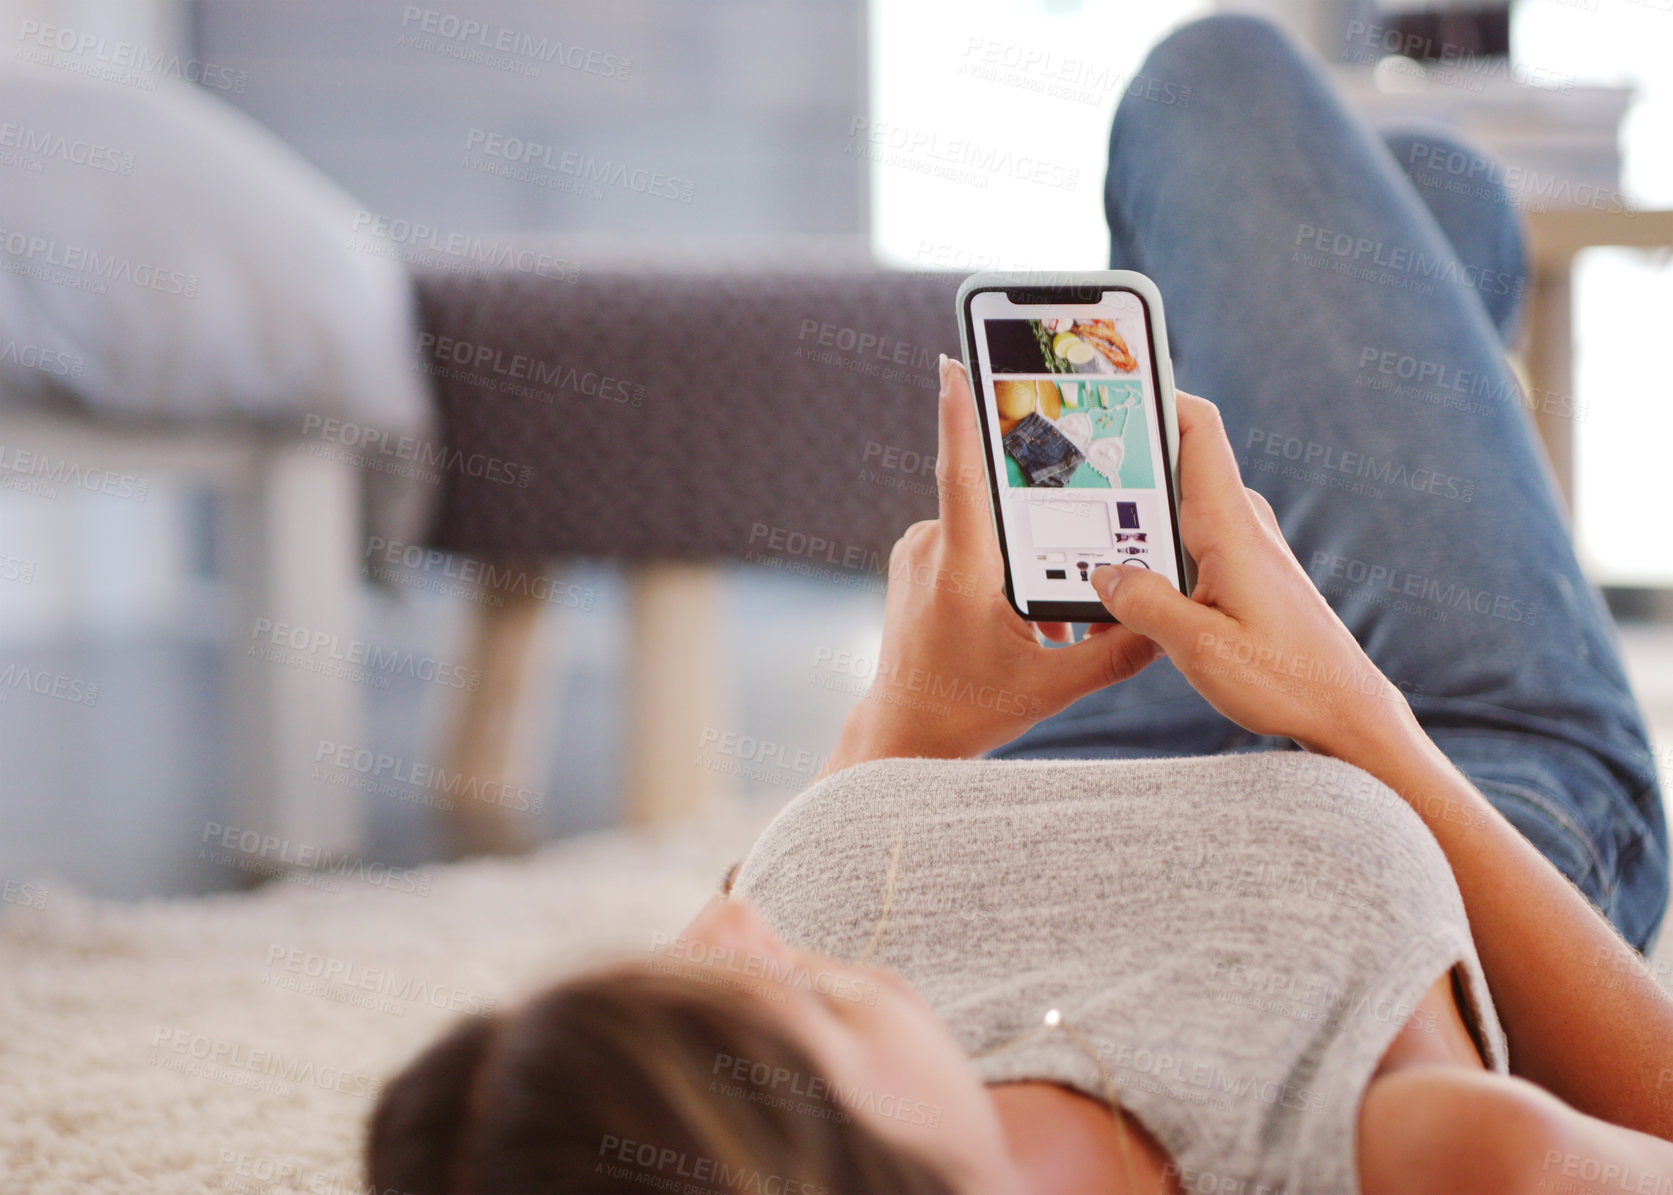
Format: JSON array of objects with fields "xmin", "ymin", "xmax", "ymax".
[{"xmin": 366, "ymin": 965, "xmax": 957, "ymax": 1194}]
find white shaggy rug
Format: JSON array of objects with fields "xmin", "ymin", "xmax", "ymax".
[
  {"xmin": 6, "ymin": 794, "xmax": 1672, "ymax": 1195},
  {"xmin": 0, "ymin": 803, "xmax": 776, "ymax": 1195}
]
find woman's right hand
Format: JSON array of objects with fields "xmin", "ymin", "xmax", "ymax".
[
  {"xmin": 1103, "ymin": 403, "xmax": 1673, "ymax": 1154},
  {"xmin": 1089, "ymin": 391, "xmax": 1415, "ymax": 760}
]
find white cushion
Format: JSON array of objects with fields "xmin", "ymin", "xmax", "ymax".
[{"xmin": 0, "ymin": 59, "xmax": 435, "ymax": 533}]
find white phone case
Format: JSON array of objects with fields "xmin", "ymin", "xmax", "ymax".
[{"xmin": 954, "ymin": 269, "xmax": 1198, "ymax": 609}]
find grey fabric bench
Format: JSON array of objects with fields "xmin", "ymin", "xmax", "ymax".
[{"xmin": 418, "ymin": 266, "xmax": 964, "ymax": 562}]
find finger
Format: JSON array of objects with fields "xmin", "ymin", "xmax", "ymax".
[
  {"xmin": 1090, "ymin": 563, "xmax": 1229, "ymax": 662},
  {"xmin": 886, "ymin": 520, "xmax": 936, "ymax": 576},
  {"xmin": 1035, "ymin": 621, "xmax": 1072, "ymax": 643},
  {"xmin": 935, "ymin": 356, "xmax": 994, "ymax": 551},
  {"xmin": 1245, "ymin": 486, "xmax": 1282, "ymax": 537},
  {"xmin": 1049, "ymin": 621, "xmax": 1164, "ymax": 698},
  {"xmin": 1173, "ymin": 392, "xmax": 1261, "ymax": 530}
]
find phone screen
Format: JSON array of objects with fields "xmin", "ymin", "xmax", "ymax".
[{"xmin": 965, "ymin": 286, "xmax": 1185, "ymax": 621}]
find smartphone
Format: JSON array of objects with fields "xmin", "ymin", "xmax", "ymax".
[{"xmin": 956, "ymin": 270, "xmax": 1194, "ymax": 623}]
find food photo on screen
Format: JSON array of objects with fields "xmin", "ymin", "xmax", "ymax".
[{"xmin": 983, "ymin": 318, "xmax": 1139, "ymax": 375}]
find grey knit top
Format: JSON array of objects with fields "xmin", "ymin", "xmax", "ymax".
[{"xmin": 731, "ymin": 751, "xmax": 1508, "ymax": 1195}]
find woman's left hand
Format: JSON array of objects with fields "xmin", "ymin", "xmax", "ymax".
[{"xmin": 821, "ymin": 356, "xmax": 1163, "ymax": 774}]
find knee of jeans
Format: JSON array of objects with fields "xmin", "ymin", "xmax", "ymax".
[
  {"xmin": 1137, "ymin": 13, "xmax": 1307, "ymax": 103},
  {"xmin": 1112, "ymin": 13, "xmax": 1321, "ymax": 178},
  {"xmin": 1109, "ymin": 15, "xmax": 1292, "ymax": 195}
]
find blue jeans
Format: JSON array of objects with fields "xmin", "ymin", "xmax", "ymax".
[{"xmin": 991, "ymin": 14, "xmax": 1669, "ymax": 951}]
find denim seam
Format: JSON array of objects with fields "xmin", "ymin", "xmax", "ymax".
[
  {"xmin": 1430, "ymin": 723, "xmax": 1661, "ymax": 842},
  {"xmin": 1476, "ymin": 777, "xmax": 1614, "ymax": 909},
  {"xmin": 1627, "ymin": 778, "xmax": 1670, "ymax": 864},
  {"xmin": 1419, "ymin": 712, "xmax": 1659, "ymax": 799}
]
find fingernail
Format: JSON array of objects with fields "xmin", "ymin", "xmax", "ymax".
[
  {"xmin": 1090, "ymin": 565, "xmax": 1123, "ymax": 600},
  {"xmin": 938, "ymin": 353, "xmax": 951, "ymax": 397}
]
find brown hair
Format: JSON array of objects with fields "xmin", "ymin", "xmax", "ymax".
[{"xmin": 366, "ymin": 964, "xmax": 958, "ymax": 1194}]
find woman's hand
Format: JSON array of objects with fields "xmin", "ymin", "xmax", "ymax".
[
  {"xmin": 1087, "ymin": 390, "xmax": 1415, "ymax": 758},
  {"xmin": 820, "ymin": 357, "xmax": 1164, "ymax": 773}
]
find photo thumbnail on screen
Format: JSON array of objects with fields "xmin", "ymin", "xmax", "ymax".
[{"xmin": 984, "ymin": 318, "xmax": 1138, "ymax": 375}]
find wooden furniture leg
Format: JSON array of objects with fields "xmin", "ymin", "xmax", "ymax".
[
  {"xmin": 1523, "ymin": 261, "xmax": 1576, "ymax": 512},
  {"xmin": 627, "ymin": 562, "xmax": 728, "ymax": 826},
  {"xmin": 438, "ymin": 564, "xmax": 552, "ymax": 858}
]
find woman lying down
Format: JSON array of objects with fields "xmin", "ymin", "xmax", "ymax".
[
  {"xmin": 364, "ymin": 371, "xmax": 1673, "ymax": 1195},
  {"xmin": 363, "ymin": 20, "xmax": 1673, "ymax": 1190}
]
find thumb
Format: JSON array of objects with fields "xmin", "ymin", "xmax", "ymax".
[{"xmin": 1090, "ymin": 565, "xmax": 1224, "ymax": 661}]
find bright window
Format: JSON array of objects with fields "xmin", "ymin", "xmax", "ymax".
[{"xmin": 866, "ymin": 0, "xmax": 1209, "ymax": 271}]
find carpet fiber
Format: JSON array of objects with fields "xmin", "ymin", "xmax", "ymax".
[
  {"xmin": 5, "ymin": 795, "xmax": 1670, "ymax": 1194},
  {"xmin": 0, "ymin": 804, "xmax": 773, "ymax": 1195}
]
